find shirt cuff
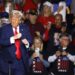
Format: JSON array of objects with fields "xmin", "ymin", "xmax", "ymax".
[
  {"xmin": 10, "ymin": 36, "xmax": 15, "ymax": 44},
  {"xmin": 25, "ymin": 42, "xmax": 29, "ymax": 48},
  {"xmin": 67, "ymin": 54, "xmax": 72, "ymax": 58},
  {"xmin": 67, "ymin": 54, "xmax": 75, "ymax": 62},
  {"xmin": 48, "ymin": 54, "xmax": 57, "ymax": 63}
]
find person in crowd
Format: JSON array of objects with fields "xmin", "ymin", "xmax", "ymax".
[
  {"xmin": 37, "ymin": 1, "xmax": 55, "ymax": 29},
  {"xmin": 54, "ymin": 1, "xmax": 66, "ymax": 22},
  {"xmin": 54, "ymin": 14, "xmax": 63, "ymax": 32},
  {"xmin": 5, "ymin": 1, "xmax": 14, "ymax": 14},
  {"xmin": 24, "ymin": 9, "xmax": 45, "ymax": 41},
  {"xmin": 0, "ymin": 1, "xmax": 14, "ymax": 26},
  {"xmin": 0, "ymin": 10, "xmax": 32, "ymax": 75},
  {"xmin": 48, "ymin": 33, "xmax": 75, "ymax": 75},
  {"xmin": 23, "ymin": 0, "xmax": 40, "ymax": 12},
  {"xmin": 29, "ymin": 35, "xmax": 49, "ymax": 75},
  {"xmin": 0, "ymin": 12, "xmax": 10, "ymax": 25},
  {"xmin": 37, "ymin": 1, "xmax": 55, "ymax": 42},
  {"xmin": 25, "ymin": 9, "xmax": 53, "ymax": 50},
  {"xmin": 47, "ymin": 14, "xmax": 66, "ymax": 51}
]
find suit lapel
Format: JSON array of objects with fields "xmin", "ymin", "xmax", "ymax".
[
  {"xmin": 7, "ymin": 24, "xmax": 14, "ymax": 37},
  {"xmin": 19, "ymin": 24, "xmax": 24, "ymax": 33}
]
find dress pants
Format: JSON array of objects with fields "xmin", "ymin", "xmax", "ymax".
[{"xmin": 11, "ymin": 58, "xmax": 28, "ymax": 75}]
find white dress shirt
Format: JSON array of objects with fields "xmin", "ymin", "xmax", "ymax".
[
  {"xmin": 48, "ymin": 54, "xmax": 57, "ymax": 63},
  {"xmin": 10, "ymin": 26, "xmax": 29, "ymax": 48},
  {"xmin": 48, "ymin": 54, "xmax": 75, "ymax": 63}
]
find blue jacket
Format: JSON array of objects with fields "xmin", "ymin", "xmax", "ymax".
[{"xmin": 0, "ymin": 23, "xmax": 32, "ymax": 74}]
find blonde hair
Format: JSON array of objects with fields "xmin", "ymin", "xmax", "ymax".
[{"xmin": 31, "ymin": 36, "xmax": 43, "ymax": 51}]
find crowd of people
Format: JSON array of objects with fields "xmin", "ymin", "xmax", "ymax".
[{"xmin": 0, "ymin": 0, "xmax": 75, "ymax": 75}]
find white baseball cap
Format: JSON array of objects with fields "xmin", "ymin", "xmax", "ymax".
[{"xmin": 43, "ymin": 1, "xmax": 53, "ymax": 12}]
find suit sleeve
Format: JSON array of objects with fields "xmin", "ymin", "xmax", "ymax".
[
  {"xmin": 0, "ymin": 27, "xmax": 14, "ymax": 46},
  {"xmin": 21, "ymin": 24, "xmax": 32, "ymax": 45}
]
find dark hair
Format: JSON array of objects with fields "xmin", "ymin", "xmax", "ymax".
[
  {"xmin": 55, "ymin": 14, "xmax": 63, "ymax": 21},
  {"xmin": 29, "ymin": 9, "xmax": 38, "ymax": 15},
  {"xmin": 59, "ymin": 33, "xmax": 71, "ymax": 40}
]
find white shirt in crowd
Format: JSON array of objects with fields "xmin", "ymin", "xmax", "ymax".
[{"xmin": 48, "ymin": 53, "xmax": 75, "ymax": 63}]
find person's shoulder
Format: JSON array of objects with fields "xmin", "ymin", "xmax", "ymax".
[
  {"xmin": 20, "ymin": 23, "xmax": 30, "ymax": 32},
  {"xmin": 20, "ymin": 23, "xmax": 29, "ymax": 28},
  {"xmin": 0, "ymin": 24, "xmax": 11, "ymax": 33},
  {"xmin": 1, "ymin": 23, "xmax": 11, "ymax": 29}
]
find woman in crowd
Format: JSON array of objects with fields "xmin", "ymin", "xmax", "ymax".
[{"xmin": 29, "ymin": 35, "xmax": 49, "ymax": 75}]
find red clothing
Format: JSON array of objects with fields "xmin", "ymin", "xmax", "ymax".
[
  {"xmin": 14, "ymin": 28, "xmax": 21, "ymax": 60},
  {"xmin": 37, "ymin": 15, "xmax": 55, "ymax": 41},
  {"xmin": 15, "ymin": 3, "xmax": 21, "ymax": 10},
  {"xmin": 37, "ymin": 15, "xmax": 55, "ymax": 27},
  {"xmin": 23, "ymin": 0, "xmax": 37, "ymax": 12},
  {"xmin": 0, "ymin": 4, "xmax": 4, "ymax": 12},
  {"xmin": 71, "ymin": 39, "xmax": 75, "ymax": 46},
  {"xmin": 43, "ymin": 29, "xmax": 49, "ymax": 41}
]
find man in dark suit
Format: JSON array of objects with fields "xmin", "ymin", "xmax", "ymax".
[{"xmin": 0, "ymin": 10, "xmax": 32, "ymax": 75}]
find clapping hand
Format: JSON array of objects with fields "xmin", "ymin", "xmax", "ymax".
[
  {"xmin": 56, "ymin": 50, "xmax": 61, "ymax": 57},
  {"xmin": 22, "ymin": 39, "xmax": 29, "ymax": 45},
  {"xmin": 32, "ymin": 52, "xmax": 39, "ymax": 58},
  {"xmin": 14, "ymin": 33, "xmax": 22, "ymax": 40},
  {"xmin": 62, "ymin": 51, "xmax": 68, "ymax": 56}
]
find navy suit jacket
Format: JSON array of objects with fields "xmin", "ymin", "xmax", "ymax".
[{"xmin": 0, "ymin": 23, "xmax": 32, "ymax": 74}]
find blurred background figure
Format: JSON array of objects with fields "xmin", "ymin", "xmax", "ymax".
[
  {"xmin": 71, "ymin": 0, "xmax": 75, "ymax": 16},
  {"xmin": 5, "ymin": 1, "xmax": 13, "ymax": 14},
  {"xmin": 48, "ymin": 34, "xmax": 75, "ymax": 75},
  {"xmin": 24, "ymin": 9, "xmax": 45, "ymax": 41},
  {"xmin": 54, "ymin": 1, "xmax": 66, "ymax": 22},
  {"xmin": 29, "ymin": 36, "xmax": 49, "ymax": 75},
  {"xmin": 37, "ymin": 1, "xmax": 55, "ymax": 43}
]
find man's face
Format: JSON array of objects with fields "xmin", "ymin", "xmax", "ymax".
[
  {"xmin": 55, "ymin": 15, "xmax": 62, "ymax": 25},
  {"xmin": 60, "ymin": 36, "xmax": 69, "ymax": 47},
  {"xmin": 10, "ymin": 14, "xmax": 20, "ymax": 28},
  {"xmin": 29, "ymin": 14, "xmax": 37, "ymax": 24}
]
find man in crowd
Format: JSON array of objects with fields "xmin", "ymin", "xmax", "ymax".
[{"xmin": 48, "ymin": 34, "xmax": 75, "ymax": 75}]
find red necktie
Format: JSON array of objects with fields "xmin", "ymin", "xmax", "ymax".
[{"xmin": 14, "ymin": 28, "xmax": 21, "ymax": 60}]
